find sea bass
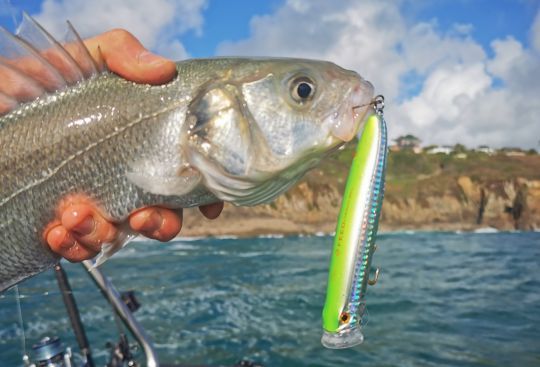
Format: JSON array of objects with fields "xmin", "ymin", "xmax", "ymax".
[{"xmin": 0, "ymin": 16, "xmax": 374, "ymax": 291}]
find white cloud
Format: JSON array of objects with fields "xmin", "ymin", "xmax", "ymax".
[
  {"xmin": 218, "ymin": 0, "xmax": 540, "ymax": 149},
  {"xmin": 487, "ymin": 37, "xmax": 524, "ymax": 80},
  {"xmin": 218, "ymin": 0, "xmax": 407, "ymax": 102},
  {"xmin": 401, "ymin": 21, "xmax": 486, "ymax": 75},
  {"xmin": 400, "ymin": 63, "xmax": 491, "ymax": 127},
  {"xmin": 32, "ymin": 0, "xmax": 207, "ymax": 59},
  {"xmin": 19, "ymin": 0, "xmax": 539, "ymax": 148}
]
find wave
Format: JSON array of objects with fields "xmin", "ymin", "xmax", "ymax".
[
  {"xmin": 174, "ymin": 236, "xmax": 206, "ymax": 242},
  {"xmin": 473, "ymin": 227, "xmax": 499, "ymax": 234},
  {"xmin": 381, "ymin": 229, "xmax": 417, "ymax": 236},
  {"xmin": 168, "ymin": 243, "xmax": 199, "ymax": 250},
  {"xmin": 213, "ymin": 234, "xmax": 240, "ymax": 240},
  {"xmin": 257, "ymin": 233, "xmax": 285, "ymax": 239}
]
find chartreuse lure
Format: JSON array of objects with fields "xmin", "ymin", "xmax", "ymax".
[{"xmin": 321, "ymin": 96, "xmax": 388, "ymax": 349}]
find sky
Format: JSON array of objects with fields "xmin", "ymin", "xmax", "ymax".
[{"xmin": 1, "ymin": 0, "xmax": 539, "ymax": 149}]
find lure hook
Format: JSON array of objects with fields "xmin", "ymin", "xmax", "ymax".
[
  {"xmin": 372, "ymin": 95, "xmax": 385, "ymax": 115},
  {"xmin": 368, "ymin": 268, "xmax": 380, "ymax": 286}
]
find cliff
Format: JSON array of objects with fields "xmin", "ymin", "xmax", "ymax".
[{"xmin": 181, "ymin": 146, "xmax": 540, "ymax": 236}]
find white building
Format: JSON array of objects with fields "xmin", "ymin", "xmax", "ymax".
[
  {"xmin": 476, "ymin": 145, "xmax": 495, "ymax": 155},
  {"xmin": 426, "ymin": 146, "xmax": 453, "ymax": 155}
]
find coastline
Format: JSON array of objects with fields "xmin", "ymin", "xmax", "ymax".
[
  {"xmin": 179, "ymin": 151, "xmax": 540, "ymax": 238},
  {"xmin": 179, "ymin": 205, "xmax": 532, "ymax": 239}
]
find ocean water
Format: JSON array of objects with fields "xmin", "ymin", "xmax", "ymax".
[{"xmin": 0, "ymin": 232, "xmax": 539, "ymax": 366}]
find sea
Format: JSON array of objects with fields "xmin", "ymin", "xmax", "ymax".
[{"xmin": 0, "ymin": 231, "xmax": 539, "ymax": 367}]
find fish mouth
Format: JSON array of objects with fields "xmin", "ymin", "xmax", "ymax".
[{"xmin": 329, "ymin": 78, "xmax": 374, "ymax": 142}]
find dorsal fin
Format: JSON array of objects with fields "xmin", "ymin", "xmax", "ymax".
[
  {"xmin": 64, "ymin": 20, "xmax": 103, "ymax": 77},
  {"xmin": 0, "ymin": 59, "xmax": 45, "ymax": 101},
  {"xmin": 0, "ymin": 25, "xmax": 66, "ymax": 92},
  {"xmin": 0, "ymin": 14, "xmax": 102, "ymax": 115},
  {"xmin": 17, "ymin": 13, "xmax": 85, "ymax": 84}
]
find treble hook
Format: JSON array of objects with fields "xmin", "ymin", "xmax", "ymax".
[{"xmin": 368, "ymin": 267, "xmax": 380, "ymax": 286}]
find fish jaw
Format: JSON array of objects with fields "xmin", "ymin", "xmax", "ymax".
[{"xmin": 327, "ymin": 75, "xmax": 374, "ymax": 142}]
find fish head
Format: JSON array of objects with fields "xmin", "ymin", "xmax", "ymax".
[{"xmin": 185, "ymin": 58, "xmax": 374, "ymax": 205}]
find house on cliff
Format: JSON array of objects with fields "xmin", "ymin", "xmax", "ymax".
[
  {"xmin": 426, "ymin": 145, "xmax": 454, "ymax": 155},
  {"xmin": 477, "ymin": 145, "xmax": 495, "ymax": 155},
  {"xmin": 501, "ymin": 147, "xmax": 526, "ymax": 156},
  {"xmin": 392, "ymin": 134, "xmax": 422, "ymax": 153}
]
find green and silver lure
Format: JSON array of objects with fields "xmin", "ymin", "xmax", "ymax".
[{"xmin": 321, "ymin": 96, "xmax": 388, "ymax": 349}]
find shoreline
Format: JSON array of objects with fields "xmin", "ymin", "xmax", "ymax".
[
  {"xmin": 134, "ymin": 226, "xmax": 533, "ymax": 243},
  {"xmin": 177, "ymin": 208, "xmax": 535, "ymax": 239}
]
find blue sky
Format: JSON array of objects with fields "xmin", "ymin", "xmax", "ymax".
[
  {"xmin": 1, "ymin": 0, "xmax": 536, "ymax": 57},
  {"xmin": 1, "ymin": 0, "xmax": 539, "ymax": 148}
]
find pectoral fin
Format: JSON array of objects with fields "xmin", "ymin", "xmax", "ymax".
[
  {"xmin": 126, "ymin": 165, "xmax": 202, "ymax": 197},
  {"xmin": 93, "ymin": 222, "xmax": 136, "ymax": 267}
]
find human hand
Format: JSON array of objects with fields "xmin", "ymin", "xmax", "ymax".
[
  {"xmin": 36, "ymin": 29, "xmax": 223, "ymax": 261},
  {"xmin": 0, "ymin": 28, "xmax": 177, "ymax": 113},
  {"xmin": 45, "ymin": 195, "xmax": 223, "ymax": 262}
]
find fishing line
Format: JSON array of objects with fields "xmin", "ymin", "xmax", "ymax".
[{"xmin": 13, "ymin": 285, "xmax": 30, "ymax": 364}]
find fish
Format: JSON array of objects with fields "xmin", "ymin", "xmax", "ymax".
[
  {"xmin": 0, "ymin": 15, "xmax": 375, "ymax": 291},
  {"xmin": 321, "ymin": 102, "xmax": 388, "ymax": 348}
]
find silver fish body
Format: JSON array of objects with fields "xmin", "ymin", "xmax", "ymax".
[{"xmin": 0, "ymin": 57, "xmax": 374, "ymax": 291}]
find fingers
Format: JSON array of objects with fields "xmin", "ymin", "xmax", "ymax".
[
  {"xmin": 45, "ymin": 199, "xmax": 223, "ymax": 262},
  {"xmin": 46, "ymin": 224, "xmax": 99, "ymax": 262},
  {"xmin": 0, "ymin": 61, "xmax": 47, "ymax": 115},
  {"xmin": 129, "ymin": 207, "xmax": 183, "ymax": 242},
  {"xmin": 83, "ymin": 29, "xmax": 177, "ymax": 85},
  {"xmin": 44, "ymin": 203, "xmax": 117, "ymax": 262},
  {"xmin": 0, "ymin": 92, "xmax": 18, "ymax": 115},
  {"xmin": 199, "ymin": 202, "xmax": 224, "ymax": 219},
  {"xmin": 61, "ymin": 204, "xmax": 117, "ymax": 251},
  {"xmin": 0, "ymin": 28, "xmax": 176, "ymax": 117},
  {"xmin": 129, "ymin": 203, "xmax": 224, "ymax": 241}
]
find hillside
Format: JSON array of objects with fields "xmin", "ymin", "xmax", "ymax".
[{"xmin": 181, "ymin": 144, "xmax": 540, "ymax": 236}]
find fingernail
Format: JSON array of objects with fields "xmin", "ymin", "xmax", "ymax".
[
  {"xmin": 139, "ymin": 210, "xmax": 163, "ymax": 232},
  {"xmin": 138, "ymin": 51, "xmax": 165, "ymax": 65},
  {"xmin": 48, "ymin": 227, "xmax": 75, "ymax": 251},
  {"xmin": 73, "ymin": 216, "xmax": 95, "ymax": 236}
]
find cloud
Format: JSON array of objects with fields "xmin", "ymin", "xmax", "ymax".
[
  {"xmin": 394, "ymin": 31, "xmax": 540, "ymax": 148},
  {"xmin": 32, "ymin": 0, "xmax": 207, "ymax": 59},
  {"xmin": 219, "ymin": 0, "xmax": 540, "ymax": 149},
  {"xmin": 218, "ymin": 0, "xmax": 407, "ymax": 102}
]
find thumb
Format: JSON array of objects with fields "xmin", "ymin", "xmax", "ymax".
[{"xmin": 83, "ymin": 29, "xmax": 177, "ymax": 85}]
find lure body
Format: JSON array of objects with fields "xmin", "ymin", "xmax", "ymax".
[{"xmin": 321, "ymin": 109, "xmax": 388, "ymax": 349}]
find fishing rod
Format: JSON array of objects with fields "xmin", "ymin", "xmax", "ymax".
[{"xmin": 17, "ymin": 262, "xmax": 263, "ymax": 367}]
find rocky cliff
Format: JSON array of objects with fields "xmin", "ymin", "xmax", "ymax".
[{"xmin": 181, "ymin": 148, "xmax": 540, "ymax": 236}]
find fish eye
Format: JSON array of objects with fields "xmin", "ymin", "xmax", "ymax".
[
  {"xmin": 297, "ymin": 82, "xmax": 312, "ymax": 98},
  {"xmin": 290, "ymin": 76, "xmax": 315, "ymax": 103}
]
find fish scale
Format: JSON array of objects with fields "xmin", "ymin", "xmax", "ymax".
[{"xmin": 0, "ymin": 73, "xmax": 203, "ymax": 290}]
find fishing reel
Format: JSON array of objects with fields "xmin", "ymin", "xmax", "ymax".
[{"xmin": 25, "ymin": 336, "xmax": 74, "ymax": 367}]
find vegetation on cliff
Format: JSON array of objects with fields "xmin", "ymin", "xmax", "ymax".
[{"xmin": 182, "ymin": 143, "xmax": 540, "ymax": 236}]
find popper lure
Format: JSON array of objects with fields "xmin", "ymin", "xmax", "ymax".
[{"xmin": 322, "ymin": 96, "xmax": 388, "ymax": 349}]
